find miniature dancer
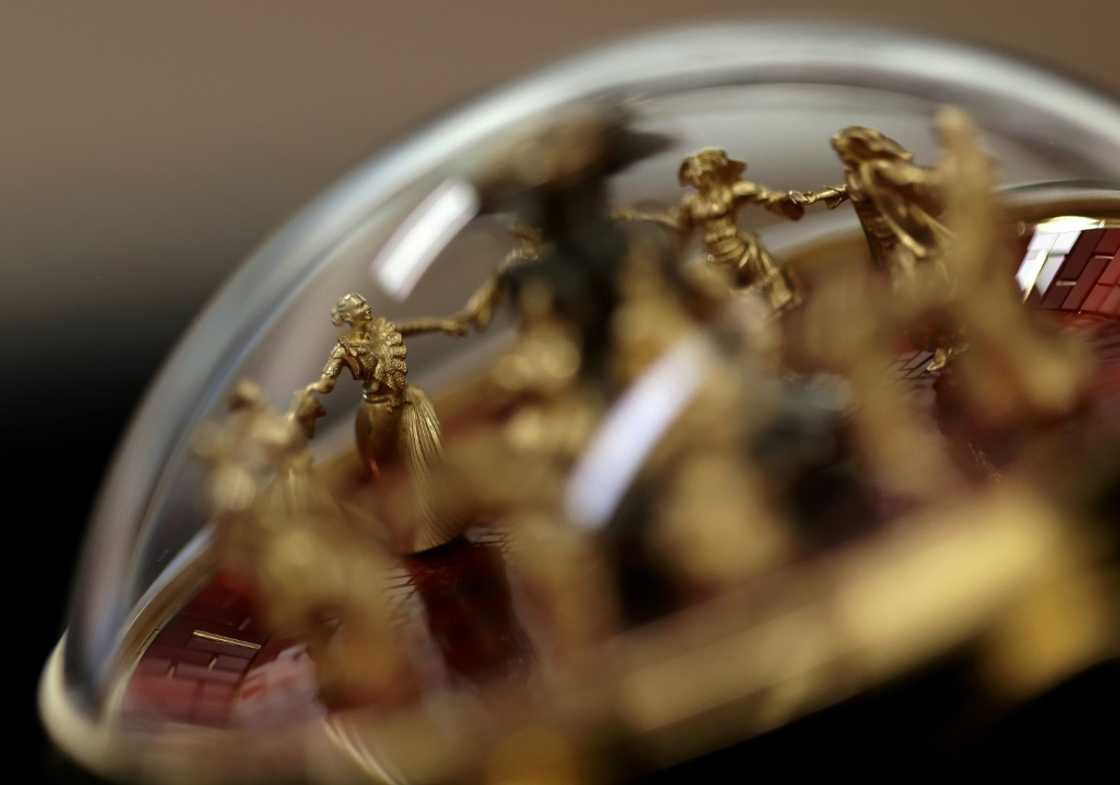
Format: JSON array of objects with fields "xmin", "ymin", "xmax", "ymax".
[
  {"xmin": 195, "ymin": 380, "xmax": 415, "ymax": 705},
  {"xmin": 292, "ymin": 293, "xmax": 465, "ymax": 533},
  {"xmin": 793, "ymin": 125, "xmax": 953, "ymax": 278},
  {"xmin": 792, "ymin": 125, "xmax": 957, "ymax": 367},
  {"xmin": 614, "ymin": 148, "xmax": 831, "ymax": 312}
]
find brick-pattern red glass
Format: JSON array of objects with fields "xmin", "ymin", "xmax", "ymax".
[
  {"xmin": 123, "ymin": 575, "xmax": 278, "ymax": 727},
  {"xmin": 123, "ymin": 538, "xmax": 534, "ymax": 728},
  {"xmin": 1037, "ymin": 229, "xmax": 1120, "ymax": 317}
]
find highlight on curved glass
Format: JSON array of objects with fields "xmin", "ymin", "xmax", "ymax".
[{"xmin": 40, "ymin": 21, "xmax": 1120, "ymax": 785}]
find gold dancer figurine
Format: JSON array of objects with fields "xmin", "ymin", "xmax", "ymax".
[
  {"xmin": 796, "ymin": 111, "xmax": 1089, "ymax": 395},
  {"xmin": 932, "ymin": 107, "xmax": 1088, "ymax": 419},
  {"xmin": 792, "ymin": 125, "xmax": 967, "ymax": 369},
  {"xmin": 794, "ymin": 125, "xmax": 946, "ymax": 285},
  {"xmin": 614, "ymin": 148, "xmax": 833, "ymax": 312},
  {"xmin": 292, "ymin": 292, "xmax": 466, "ymax": 535},
  {"xmin": 792, "ymin": 125, "xmax": 955, "ymax": 366},
  {"xmin": 195, "ymin": 380, "xmax": 414, "ymax": 704}
]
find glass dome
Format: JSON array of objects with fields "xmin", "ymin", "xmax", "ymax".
[{"xmin": 41, "ymin": 20, "xmax": 1120, "ymax": 784}]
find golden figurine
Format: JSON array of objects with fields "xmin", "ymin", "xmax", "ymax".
[
  {"xmin": 795, "ymin": 125, "xmax": 947, "ymax": 281},
  {"xmin": 292, "ymin": 292, "xmax": 466, "ymax": 541},
  {"xmin": 787, "ymin": 119, "xmax": 972, "ymax": 498},
  {"xmin": 614, "ymin": 147, "xmax": 833, "ymax": 311},
  {"xmin": 930, "ymin": 107, "xmax": 1089, "ymax": 421},
  {"xmin": 612, "ymin": 248, "xmax": 792, "ymax": 590},
  {"xmin": 195, "ymin": 380, "xmax": 415, "ymax": 705},
  {"xmin": 794, "ymin": 109, "xmax": 1088, "ymax": 410},
  {"xmin": 432, "ymin": 280, "xmax": 616, "ymax": 660},
  {"xmin": 793, "ymin": 123, "xmax": 958, "ymax": 368},
  {"xmin": 795, "ymin": 259, "xmax": 966, "ymax": 502}
]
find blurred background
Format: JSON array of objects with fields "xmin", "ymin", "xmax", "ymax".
[{"xmin": 7, "ymin": 1, "xmax": 1118, "ymax": 778}]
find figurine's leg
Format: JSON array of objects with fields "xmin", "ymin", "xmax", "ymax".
[
  {"xmin": 739, "ymin": 233, "xmax": 799, "ymax": 312},
  {"xmin": 355, "ymin": 398, "xmax": 403, "ymax": 479}
]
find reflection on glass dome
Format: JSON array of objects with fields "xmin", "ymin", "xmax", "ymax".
[{"xmin": 41, "ymin": 21, "xmax": 1120, "ymax": 785}]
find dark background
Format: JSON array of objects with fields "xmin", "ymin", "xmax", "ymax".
[{"xmin": 6, "ymin": 2, "xmax": 1118, "ymax": 779}]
